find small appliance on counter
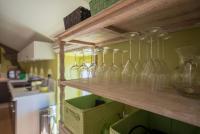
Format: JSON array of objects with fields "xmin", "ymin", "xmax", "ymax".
[{"xmin": 7, "ymin": 66, "xmax": 26, "ymax": 80}]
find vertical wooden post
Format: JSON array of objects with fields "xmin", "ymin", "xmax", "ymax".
[{"xmin": 59, "ymin": 40, "xmax": 65, "ymax": 124}]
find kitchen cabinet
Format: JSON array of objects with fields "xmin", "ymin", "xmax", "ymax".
[
  {"xmin": 18, "ymin": 41, "xmax": 55, "ymax": 62},
  {"xmin": 54, "ymin": 0, "xmax": 200, "ymax": 132},
  {"xmin": 14, "ymin": 92, "xmax": 55, "ymax": 134}
]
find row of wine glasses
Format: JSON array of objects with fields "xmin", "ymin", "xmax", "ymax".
[
  {"xmin": 69, "ymin": 27, "xmax": 171, "ymax": 91},
  {"xmin": 69, "ymin": 48, "xmax": 97, "ymax": 79}
]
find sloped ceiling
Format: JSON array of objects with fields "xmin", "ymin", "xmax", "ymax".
[{"xmin": 0, "ymin": 0, "xmax": 89, "ymax": 51}]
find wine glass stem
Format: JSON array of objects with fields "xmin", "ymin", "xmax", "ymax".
[
  {"xmin": 82, "ymin": 51, "xmax": 85, "ymax": 63},
  {"xmin": 112, "ymin": 51, "xmax": 115, "ymax": 65},
  {"xmin": 138, "ymin": 40, "xmax": 141, "ymax": 60},
  {"xmin": 129, "ymin": 38, "xmax": 132, "ymax": 60},
  {"xmin": 150, "ymin": 37, "xmax": 153, "ymax": 59},
  {"xmin": 157, "ymin": 39, "xmax": 160, "ymax": 59},
  {"xmin": 92, "ymin": 49, "xmax": 95, "ymax": 64},
  {"xmin": 103, "ymin": 51, "xmax": 105, "ymax": 64},
  {"xmin": 146, "ymin": 43, "xmax": 149, "ymax": 60},
  {"xmin": 162, "ymin": 39, "xmax": 165, "ymax": 60},
  {"xmin": 75, "ymin": 52, "xmax": 77, "ymax": 65},
  {"xmin": 121, "ymin": 53, "xmax": 124, "ymax": 67}
]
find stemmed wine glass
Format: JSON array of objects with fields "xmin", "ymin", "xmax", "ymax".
[
  {"xmin": 141, "ymin": 27, "xmax": 171, "ymax": 91},
  {"xmin": 157, "ymin": 32, "xmax": 171, "ymax": 89},
  {"xmin": 88, "ymin": 47, "xmax": 97, "ymax": 79},
  {"xmin": 95, "ymin": 47, "xmax": 109, "ymax": 82},
  {"xmin": 105, "ymin": 49, "xmax": 121, "ymax": 83},
  {"xmin": 133, "ymin": 33, "xmax": 146, "ymax": 87},
  {"xmin": 122, "ymin": 32, "xmax": 139, "ymax": 84},
  {"xmin": 121, "ymin": 50, "xmax": 128, "ymax": 69},
  {"xmin": 141, "ymin": 27, "xmax": 161, "ymax": 90},
  {"xmin": 79, "ymin": 49, "xmax": 89, "ymax": 80},
  {"xmin": 70, "ymin": 51, "xmax": 79, "ymax": 79}
]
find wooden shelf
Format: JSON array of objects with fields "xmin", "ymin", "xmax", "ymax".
[
  {"xmin": 61, "ymin": 79, "xmax": 200, "ymax": 127},
  {"xmin": 54, "ymin": 0, "xmax": 200, "ymax": 50}
]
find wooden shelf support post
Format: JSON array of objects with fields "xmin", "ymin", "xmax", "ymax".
[{"xmin": 59, "ymin": 40, "xmax": 66, "ymax": 124}]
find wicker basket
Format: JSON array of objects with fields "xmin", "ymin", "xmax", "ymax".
[
  {"xmin": 63, "ymin": 94, "xmax": 124, "ymax": 134},
  {"xmin": 63, "ymin": 6, "xmax": 91, "ymax": 30}
]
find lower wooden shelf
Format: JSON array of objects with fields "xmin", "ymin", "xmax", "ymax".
[{"xmin": 61, "ymin": 79, "xmax": 200, "ymax": 128}]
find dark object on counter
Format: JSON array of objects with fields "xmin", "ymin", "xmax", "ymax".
[
  {"xmin": 28, "ymin": 76, "xmax": 44, "ymax": 82},
  {"xmin": 95, "ymin": 99, "xmax": 105, "ymax": 106},
  {"xmin": 7, "ymin": 68, "xmax": 21, "ymax": 80},
  {"xmin": 128, "ymin": 125, "xmax": 167, "ymax": 134},
  {"xmin": 11, "ymin": 82, "xmax": 31, "ymax": 88},
  {"xmin": 0, "ymin": 82, "xmax": 11, "ymax": 103},
  {"xmin": 63, "ymin": 6, "xmax": 91, "ymax": 30}
]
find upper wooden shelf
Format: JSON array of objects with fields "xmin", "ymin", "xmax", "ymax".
[
  {"xmin": 61, "ymin": 79, "xmax": 200, "ymax": 127},
  {"xmin": 54, "ymin": 0, "xmax": 200, "ymax": 49}
]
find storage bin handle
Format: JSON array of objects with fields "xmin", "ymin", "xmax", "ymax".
[{"xmin": 66, "ymin": 107, "xmax": 80, "ymax": 121}]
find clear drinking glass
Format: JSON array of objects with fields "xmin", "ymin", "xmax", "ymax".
[
  {"xmin": 141, "ymin": 27, "xmax": 160, "ymax": 90},
  {"xmin": 105, "ymin": 49, "xmax": 121, "ymax": 83},
  {"xmin": 70, "ymin": 51, "xmax": 80, "ymax": 79},
  {"xmin": 79, "ymin": 49, "xmax": 89, "ymax": 79},
  {"xmin": 121, "ymin": 50, "xmax": 128, "ymax": 69},
  {"xmin": 133, "ymin": 34, "xmax": 146, "ymax": 87},
  {"xmin": 157, "ymin": 32, "xmax": 171, "ymax": 89},
  {"xmin": 95, "ymin": 47, "xmax": 109, "ymax": 82},
  {"xmin": 173, "ymin": 45, "xmax": 200, "ymax": 97},
  {"xmin": 88, "ymin": 48, "xmax": 97, "ymax": 79},
  {"xmin": 122, "ymin": 32, "xmax": 139, "ymax": 84}
]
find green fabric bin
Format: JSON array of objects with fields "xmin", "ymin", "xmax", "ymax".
[
  {"xmin": 63, "ymin": 94, "xmax": 124, "ymax": 134},
  {"xmin": 110, "ymin": 110, "xmax": 200, "ymax": 134}
]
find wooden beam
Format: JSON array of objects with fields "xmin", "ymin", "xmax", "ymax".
[
  {"xmin": 96, "ymin": 36, "xmax": 128, "ymax": 46},
  {"xmin": 58, "ymin": 40, "xmax": 65, "ymax": 123},
  {"xmin": 68, "ymin": 40, "xmax": 96, "ymax": 46},
  {"xmin": 105, "ymin": 25, "xmax": 128, "ymax": 34}
]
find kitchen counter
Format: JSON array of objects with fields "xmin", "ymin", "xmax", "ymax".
[
  {"xmin": 7, "ymin": 79, "xmax": 56, "ymax": 134},
  {"xmin": 8, "ymin": 79, "xmax": 55, "ymax": 100}
]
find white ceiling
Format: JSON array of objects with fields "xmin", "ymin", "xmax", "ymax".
[{"xmin": 0, "ymin": 0, "xmax": 89, "ymax": 51}]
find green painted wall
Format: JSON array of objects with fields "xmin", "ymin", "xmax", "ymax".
[
  {"xmin": 97, "ymin": 27, "xmax": 200, "ymax": 72},
  {"xmin": 20, "ymin": 56, "xmax": 58, "ymax": 80}
]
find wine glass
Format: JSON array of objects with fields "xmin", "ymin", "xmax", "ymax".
[
  {"xmin": 79, "ymin": 49, "xmax": 89, "ymax": 80},
  {"xmin": 157, "ymin": 32, "xmax": 171, "ymax": 89},
  {"xmin": 95, "ymin": 47, "xmax": 109, "ymax": 83},
  {"xmin": 121, "ymin": 50, "xmax": 128, "ymax": 69},
  {"xmin": 133, "ymin": 33, "xmax": 146, "ymax": 87},
  {"xmin": 105, "ymin": 49, "xmax": 121, "ymax": 83},
  {"xmin": 88, "ymin": 47, "xmax": 97, "ymax": 79},
  {"xmin": 141, "ymin": 27, "xmax": 160, "ymax": 90},
  {"xmin": 70, "ymin": 51, "xmax": 79, "ymax": 79},
  {"xmin": 122, "ymin": 32, "xmax": 139, "ymax": 84}
]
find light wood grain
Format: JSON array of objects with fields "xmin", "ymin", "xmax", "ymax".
[
  {"xmin": 55, "ymin": 0, "xmax": 200, "ymax": 45},
  {"xmin": 59, "ymin": 41, "xmax": 65, "ymax": 123},
  {"xmin": 60, "ymin": 79, "xmax": 200, "ymax": 127}
]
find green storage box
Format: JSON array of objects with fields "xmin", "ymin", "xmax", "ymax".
[
  {"xmin": 89, "ymin": 0, "xmax": 120, "ymax": 16},
  {"xmin": 110, "ymin": 110, "xmax": 200, "ymax": 134},
  {"xmin": 63, "ymin": 94, "xmax": 124, "ymax": 134}
]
